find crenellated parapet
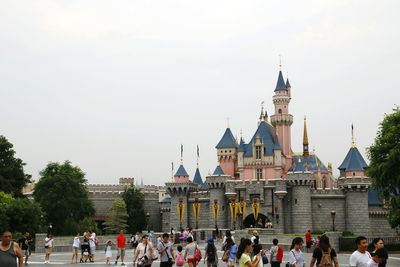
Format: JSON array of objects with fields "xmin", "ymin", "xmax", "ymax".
[
  {"xmin": 338, "ymin": 176, "xmax": 371, "ymax": 192},
  {"xmin": 165, "ymin": 182, "xmax": 198, "ymax": 196},
  {"xmin": 286, "ymin": 172, "xmax": 314, "ymax": 186},
  {"xmin": 205, "ymin": 175, "xmax": 228, "ymax": 189}
]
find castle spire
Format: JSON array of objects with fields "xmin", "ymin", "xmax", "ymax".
[
  {"xmin": 351, "ymin": 124, "xmax": 356, "ymax": 148},
  {"xmin": 259, "ymin": 101, "xmax": 265, "ymax": 121},
  {"xmin": 303, "ymin": 116, "xmax": 309, "ymax": 157}
]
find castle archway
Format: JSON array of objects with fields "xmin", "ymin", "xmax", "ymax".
[{"xmin": 243, "ymin": 213, "xmax": 270, "ymax": 228}]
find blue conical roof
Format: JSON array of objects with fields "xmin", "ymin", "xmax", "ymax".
[
  {"xmin": 338, "ymin": 147, "xmax": 368, "ymax": 171},
  {"xmin": 244, "ymin": 121, "xmax": 277, "ymax": 157},
  {"xmin": 286, "ymin": 78, "xmax": 291, "ymax": 88},
  {"xmin": 193, "ymin": 168, "xmax": 203, "ymax": 185},
  {"xmin": 175, "ymin": 164, "xmax": 189, "ymax": 176},
  {"xmin": 238, "ymin": 137, "xmax": 246, "ymax": 152},
  {"xmin": 274, "ymin": 135, "xmax": 281, "ymax": 150},
  {"xmin": 213, "ymin": 165, "xmax": 225, "ymax": 175},
  {"xmin": 216, "ymin": 128, "xmax": 238, "ymax": 148},
  {"xmin": 275, "ymin": 70, "xmax": 287, "ymax": 91},
  {"xmin": 293, "ymin": 158, "xmax": 305, "ymax": 172}
]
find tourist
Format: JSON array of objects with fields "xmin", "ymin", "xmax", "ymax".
[
  {"xmin": 115, "ymin": 229, "xmax": 127, "ymax": 266},
  {"xmin": 105, "ymin": 240, "xmax": 113, "ymax": 265},
  {"xmin": 71, "ymin": 233, "xmax": 80, "ymax": 264},
  {"xmin": 368, "ymin": 238, "xmax": 388, "ymax": 267},
  {"xmin": 269, "ymin": 238, "xmax": 283, "ymax": 267},
  {"xmin": 236, "ymin": 238, "xmax": 261, "ymax": 267},
  {"xmin": 251, "ymin": 230, "xmax": 259, "ymax": 244},
  {"xmin": 184, "ymin": 236, "xmax": 198, "ymax": 267},
  {"xmin": 313, "ymin": 236, "xmax": 320, "ymax": 249},
  {"xmin": 309, "ymin": 235, "xmax": 338, "ymax": 267},
  {"xmin": 253, "ymin": 244, "xmax": 264, "ymax": 267},
  {"xmin": 305, "ymin": 230, "xmax": 312, "ymax": 253},
  {"xmin": 367, "ymin": 248, "xmax": 388, "ymax": 267},
  {"xmin": 204, "ymin": 238, "xmax": 218, "ymax": 267},
  {"xmin": 147, "ymin": 230, "xmax": 153, "ymax": 244},
  {"xmin": 179, "ymin": 229, "xmax": 185, "ymax": 245},
  {"xmin": 349, "ymin": 236, "xmax": 372, "ymax": 267},
  {"xmin": 18, "ymin": 231, "xmax": 33, "ymax": 265},
  {"xmin": 44, "ymin": 234, "xmax": 54, "ymax": 264},
  {"xmin": 89, "ymin": 231, "xmax": 97, "ymax": 262},
  {"xmin": 225, "ymin": 237, "xmax": 237, "ymax": 267},
  {"xmin": 0, "ymin": 230, "xmax": 23, "ymax": 267},
  {"xmin": 130, "ymin": 233, "xmax": 139, "ymax": 255},
  {"xmin": 134, "ymin": 234, "xmax": 154, "ymax": 267},
  {"xmin": 176, "ymin": 245, "xmax": 185, "ymax": 267},
  {"xmin": 288, "ymin": 237, "xmax": 305, "ymax": 267},
  {"xmin": 222, "ymin": 230, "xmax": 235, "ymax": 248},
  {"xmin": 80, "ymin": 233, "xmax": 91, "ymax": 263},
  {"xmin": 170, "ymin": 228, "xmax": 176, "ymax": 243},
  {"xmin": 158, "ymin": 233, "xmax": 175, "ymax": 267}
]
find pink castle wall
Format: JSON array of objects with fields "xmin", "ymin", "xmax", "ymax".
[
  {"xmin": 243, "ymin": 168, "xmax": 254, "ymax": 180},
  {"xmin": 174, "ymin": 176, "xmax": 189, "ymax": 183},
  {"xmin": 220, "ymin": 158, "xmax": 235, "ymax": 177}
]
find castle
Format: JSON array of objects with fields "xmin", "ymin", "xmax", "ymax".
[{"xmin": 158, "ymin": 68, "xmax": 395, "ymax": 236}]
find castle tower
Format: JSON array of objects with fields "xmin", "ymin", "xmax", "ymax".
[
  {"xmin": 216, "ymin": 127, "xmax": 238, "ymax": 177},
  {"xmin": 338, "ymin": 127, "xmax": 370, "ymax": 235},
  {"xmin": 166, "ymin": 164, "xmax": 198, "ymax": 230},
  {"xmin": 206, "ymin": 166, "xmax": 229, "ymax": 229},
  {"xmin": 270, "ymin": 72, "xmax": 294, "ymax": 157},
  {"xmin": 287, "ymin": 158, "xmax": 314, "ymax": 233}
]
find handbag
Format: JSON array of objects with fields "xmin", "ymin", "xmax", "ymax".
[
  {"xmin": 261, "ymin": 251, "xmax": 269, "ymax": 265},
  {"xmin": 222, "ymin": 250, "xmax": 229, "ymax": 262},
  {"xmin": 161, "ymin": 242, "xmax": 173, "ymax": 264},
  {"xmin": 194, "ymin": 245, "xmax": 202, "ymax": 263},
  {"xmin": 285, "ymin": 251, "xmax": 296, "ymax": 267},
  {"xmin": 137, "ymin": 244, "xmax": 148, "ymax": 267}
]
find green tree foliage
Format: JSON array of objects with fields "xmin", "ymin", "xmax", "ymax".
[
  {"xmin": 122, "ymin": 187, "xmax": 146, "ymax": 234},
  {"xmin": 104, "ymin": 198, "xmax": 128, "ymax": 234},
  {"xmin": 33, "ymin": 161, "xmax": 95, "ymax": 235},
  {"xmin": 0, "ymin": 192, "xmax": 42, "ymax": 234},
  {"xmin": 368, "ymin": 107, "xmax": 400, "ymax": 228},
  {"xmin": 0, "ymin": 135, "xmax": 31, "ymax": 197}
]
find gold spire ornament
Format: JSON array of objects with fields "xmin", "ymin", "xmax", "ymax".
[
  {"xmin": 303, "ymin": 116, "xmax": 309, "ymax": 156},
  {"xmin": 351, "ymin": 124, "xmax": 356, "ymax": 148}
]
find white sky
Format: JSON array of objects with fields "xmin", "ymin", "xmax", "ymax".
[{"xmin": 1, "ymin": 0, "xmax": 399, "ymax": 185}]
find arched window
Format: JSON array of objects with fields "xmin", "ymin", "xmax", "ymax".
[{"xmin": 278, "ymin": 109, "xmax": 282, "ymax": 114}]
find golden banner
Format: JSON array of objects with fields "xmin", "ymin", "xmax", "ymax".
[
  {"xmin": 177, "ymin": 203, "xmax": 184, "ymax": 224},
  {"xmin": 239, "ymin": 201, "xmax": 246, "ymax": 220},
  {"xmin": 213, "ymin": 203, "xmax": 220, "ymax": 221},
  {"xmin": 193, "ymin": 202, "xmax": 201, "ymax": 220},
  {"xmin": 229, "ymin": 202, "xmax": 239, "ymax": 221},
  {"xmin": 252, "ymin": 201, "xmax": 259, "ymax": 221}
]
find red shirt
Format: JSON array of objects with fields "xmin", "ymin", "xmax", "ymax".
[
  {"xmin": 305, "ymin": 231, "xmax": 312, "ymax": 242},
  {"xmin": 117, "ymin": 234, "xmax": 126, "ymax": 248}
]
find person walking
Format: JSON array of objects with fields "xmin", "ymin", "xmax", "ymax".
[
  {"xmin": 309, "ymin": 235, "xmax": 338, "ymax": 267},
  {"xmin": 222, "ymin": 230, "xmax": 235, "ymax": 249},
  {"xmin": 289, "ymin": 237, "xmax": 305, "ymax": 267},
  {"xmin": 350, "ymin": 236, "xmax": 372, "ymax": 267},
  {"xmin": 184, "ymin": 236, "xmax": 198, "ymax": 267},
  {"xmin": 225, "ymin": 237, "xmax": 237, "ymax": 267},
  {"xmin": 44, "ymin": 234, "xmax": 54, "ymax": 264},
  {"xmin": 71, "ymin": 233, "xmax": 80, "ymax": 264},
  {"xmin": 305, "ymin": 230, "xmax": 312, "ymax": 253},
  {"xmin": 251, "ymin": 230, "xmax": 259, "ymax": 245},
  {"xmin": 134, "ymin": 234, "xmax": 154, "ymax": 267},
  {"xmin": 89, "ymin": 231, "xmax": 97, "ymax": 262},
  {"xmin": 18, "ymin": 231, "xmax": 33, "ymax": 265},
  {"xmin": 367, "ymin": 248, "xmax": 388, "ymax": 267},
  {"xmin": 269, "ymin": 238, "xmax": 283, "ymax": 267},
  {"xmin": 204, "ymin": 238, "xmax": 218, "ymax": 267},
  {"xmin": 115, "ymin": 230, "xmax": 127, "ymax": 266},
  {"xmin": 368, "ymin": 238, "xmax": 388, "ymax": 267},
  {"xmin": 158, "ymin": 233, "xmax": 175, "ymax": 267},
  {"xmin": 0, "ymin": 230, "xmax": 23, "ymax": 267},
  {"xmin": 105, "ymin": 240, "xmax": 113, "ymax": 265},
  {"xmin": 236, "ymin": 238, "xmax": 261, "ymax": 267}
]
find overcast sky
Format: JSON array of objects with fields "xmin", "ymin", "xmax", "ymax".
[{"xmin": 1, "ymin": 0, "xmax": 399, "ymax": 185}]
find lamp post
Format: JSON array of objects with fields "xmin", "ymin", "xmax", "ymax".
[
  {"xmin": 331, "ymin": 210, "xmax": 336, "ymax": 231},
  {"xmin": 146, "ymin": 212, "xmax": 150, "ymax": 231}
]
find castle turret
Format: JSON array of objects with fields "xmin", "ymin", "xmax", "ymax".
[
  {"xmin": 206, "ymin": 168, "xmax": 229, "ymax": 229},
  {"xmin": 216, "ymin": 127, "xmax": 238, "ymax": 177},
  {"xmin": 270, "ymin": 70, "xmax": 294, "ymax": 157},
  {"xmin": 338, "ymin": 127, "xmax": 370, "ymax": 235},
  {"xmin": 287, "ymin": 158, "xmax": 314, "ymax": 233}
]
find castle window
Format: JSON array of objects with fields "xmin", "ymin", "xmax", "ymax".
[
  {"xmin": 294, "ymin": 198, "xmax": 298, "ymax": 204},
  {"xmin": 278, "ymin": 109, "xmax": 282, "ymax": 114},
  {"xmin": 352, "ymin": 172, "xmax": 355, "ymax": 176},
  {"xmin": 255, "ymin": 146, "xmax": 262, "ymax": 159},
  {"xmin": 256, "ymin": 168, "xmax": 263, "ymax": 181}
]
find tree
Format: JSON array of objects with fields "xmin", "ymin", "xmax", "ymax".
[
  {"xmin": 0, "ymin": 135, "xmax": 31, "ymax": 197},
  {"xmin": 367, "ymin": 107, "xmax": 400, "ymax": 228},
  {"xmin": 33, "ymin": 161, "xmax": 95, "ymax": 235},
  {"xmin": 122, "ymin": 187, "xmax": 146, "ymax": 234},
  {"xmin": 104, "ymin": 198, "xmax": 128, "ymax": 234},
  {"xmin": 0, "ymin": 192, "xmax": 42, "ymax": 234}
]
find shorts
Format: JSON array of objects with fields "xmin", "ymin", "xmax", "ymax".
[
  {"xmin": 188, "ymin": 258, "xmax": 195, "ymax": 264},
  {"xmin": 306, "ymin": 242, "xmax": 312, "ymax": 248},
  {"xmin": 271, "ymin": 261, "xmax": 280, "ymax": 267},
  {"xmin": 23, "ymin": 249, "xmax": 30, "ymax": 257},
  {"xmin": 45, "ymin": 247, "xmax": 53, "ymax": 254},
  {"xmin": 90, "ymin": 246, "xmax": 96, "ymax": 254},
  {"xmin": 117, "ymin": 248, "xmax": 126, "ymax": 257},
  {"xmin": 227, "ymin": 258, "xmax": 236, "ymax": 266},
  {"xmin": 160, "ymin": 261, "xmax": 173, "ymax": 267},
  {"xmin": 72, "ymin": 247, "xmax": 79, "ymax": 253}
]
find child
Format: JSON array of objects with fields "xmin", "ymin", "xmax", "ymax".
[
  {"xmin": 367, "ymin": 248, "xmax": 388, "ymax": 267},
  {"xmin": 81, "ymin": 248, "xmax": 90, "ymax": 263},
  {"xmin": 176, "ymin": 245, "xmax": 185, "ymax": 267},
  {"xmin": 105, "ymin": 240, "xmax": 113, "ymax": 265}
]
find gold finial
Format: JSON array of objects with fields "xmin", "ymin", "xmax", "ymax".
[
  {"xmin": 180, "ymin": 144, "xmax": 183, "ymax": 164},
  {"xmin": 259, "ymin": 101, "xmax": 265, "ymax": 121},
  {"xmin": 351, "ymin": 124, "xmax": 356, "ymax": 147},
  {"xmin": 279, "ymin": 54, "xmax": 282, "ymax": 70}
]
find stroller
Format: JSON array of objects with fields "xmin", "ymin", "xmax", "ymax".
[{"xmin": 80, "ymin": 238, "xmax": 92, "ymax": 263}]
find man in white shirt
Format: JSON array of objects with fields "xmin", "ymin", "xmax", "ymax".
[{"xmin": 349, "ymin": 236, "xmax": 371, "ymax": 267}]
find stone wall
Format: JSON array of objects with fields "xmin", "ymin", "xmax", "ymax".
[
  {"xmin": 345, "ymin": 190, "xmax": 370, "ymax": 235},
  {"xmin": 369, "ymin": 213, "xmax": 398, "ymax": 236},
  {"xmin": 143, "ymin": 191, "xmax": 162, "ymax": 231},
  {"xmin": 311, "ymin": 190, "xmax": 346, "ymax": 232}
]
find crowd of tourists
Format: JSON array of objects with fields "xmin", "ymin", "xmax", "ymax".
[{"xmin": 0, "ymin": 228, "xmax": 391, "ymax": 267}]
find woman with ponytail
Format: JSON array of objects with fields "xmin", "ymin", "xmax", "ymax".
[{"xmin": 236, "ymin": 238, "xmax": 261, "ymax": 267}]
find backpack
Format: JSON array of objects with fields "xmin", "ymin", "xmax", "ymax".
[
  {"xmin": 276, "ymin": 246, "xmax": 283, "ymax": 264},
  {"xmin": 195, "ymin": 245, "xmax": 202, "ymax": 263},
  {"xmin": 208, "ymin": 246, "xmax": 217, "ymax": 262},
  {"xmin": 319, "ymin": 248, "xmax": 333, "ymax": 267},
  {"xmin": 176, "ymin": 252, "xmax": 184, "ymax": 266}
]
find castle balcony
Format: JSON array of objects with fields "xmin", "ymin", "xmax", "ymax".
[{"xmin": 270, "ymin": 114, "xmax": 293, "ymax": 126}]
